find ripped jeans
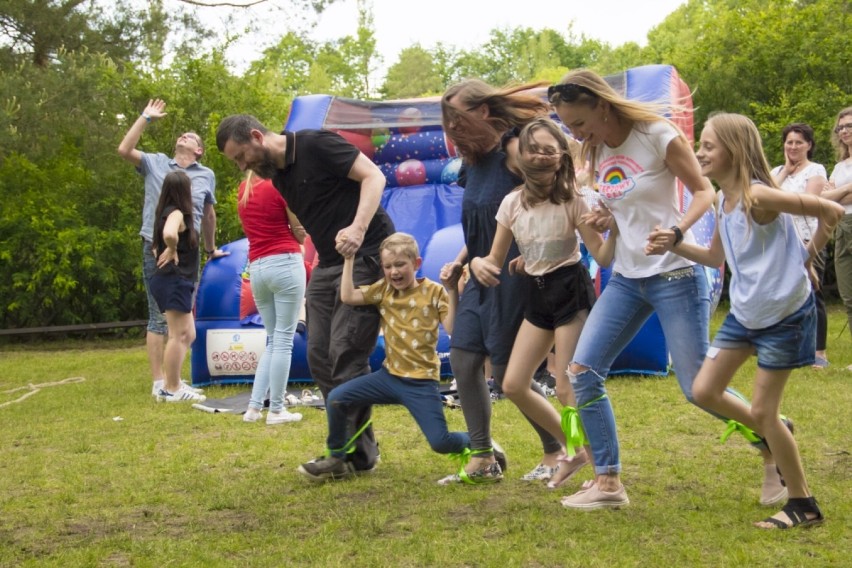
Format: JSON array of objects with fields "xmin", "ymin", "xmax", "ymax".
[{"xmin": 570, "ymin": 267, "xmax": 710, "ymax": 475}]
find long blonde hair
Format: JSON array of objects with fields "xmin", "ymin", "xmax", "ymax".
[
  {"xmin": 239, "ymin": 170, "xmax": 258, "ymax": 207},
  {"xmin": 441, "ymin": 78, "xmax": 549, "ymax": 164},
  {"xmin": 550, "ymin": 69, "xmax": 686, "ymax": 172},
  {"xmin": 704, "ymin": 112, "xmax": 779, "ymax": 220}
]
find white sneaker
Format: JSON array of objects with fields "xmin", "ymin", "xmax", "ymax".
[
  {"xmin": 243, "ymin": 408, "xmax": 263, "ymax": 422},
  {"xmin": 156, "ymin": 387, "xmax": 206, "ymax": 403},
  {"xmin": 152, "ymin": 379, "xmax": 204, "ymax": 396},
  {"xmin": 266, "ymin": 409, "xmax": 303, "ymax": 424}
]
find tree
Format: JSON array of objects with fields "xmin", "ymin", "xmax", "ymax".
[{"xmin": 380, "ymin": 45, "xmax": 444, "ymax": 99}]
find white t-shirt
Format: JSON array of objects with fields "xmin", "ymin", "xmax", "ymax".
[
  {"xmin": 830, "ymin": 160, "xmax": 852, "ymax": 215},
  {"xmin": 771, "ymin": 162, "xmax": 827, "ymax": 241},
  {"xmin": 495, "ymin": 189, "xmax": 588, "ymax": 276},
  {"xmin": 595, "ymin": 120, "xmax": 695, "ymax": 278}
]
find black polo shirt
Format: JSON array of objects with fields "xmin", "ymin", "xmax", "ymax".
[{"xmin": 271, "ymin": 129, "xmax": 394, "ymax": 267}]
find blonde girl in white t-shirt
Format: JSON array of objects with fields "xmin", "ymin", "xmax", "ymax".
[
  {"xmin": 549, "ymin": 68, "xmax": 786, "ymax": 510},
  {"xmin": 470, "ymin": 118, "xmax": 617, "ymax": 493}
]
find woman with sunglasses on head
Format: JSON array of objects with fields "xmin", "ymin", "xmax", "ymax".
[
  {"xmin": 549, "ymin": 69, "xmax": 787, "ymax": 509},
  {"xmin": 770, "ymin": 123, "xmax": 829, "ymax": 369},
  {"xmin": 820, "ymin": 108, "xmax": 852, "ymax": 359},
  {"xmin": 437, "ymin": 79, "xmax": 566, "ymax": 485}
]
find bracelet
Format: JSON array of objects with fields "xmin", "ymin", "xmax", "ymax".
[
  {"xmin": 142, "ymin": 113, "xmax": 151, "ymax": 123},
  {"xmin": 670, "ymin": 225, "xmax": 684, "ymax": 246}
]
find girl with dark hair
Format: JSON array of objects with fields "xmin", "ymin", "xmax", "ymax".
[
  {"xmin": 771, "ymin": 123, "xmax": 829, "ymax": 368},
  {"xmin": 437, "ymin": 79, "xmax": 562, "ymax": 484},
  {"xmin": 149, "ymin": 171, "xmax": 205, "ymax": 402}
]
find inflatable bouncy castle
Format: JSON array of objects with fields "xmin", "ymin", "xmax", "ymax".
[{"xmin": 190, "ymin": 64, "xmax": 722, "ymax": 386}]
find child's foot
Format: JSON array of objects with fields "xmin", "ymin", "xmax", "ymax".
[
  {"xmin": 547, "ymin": 451, "xmax": 590, "ymax": 489},
  {"xmin": 754, "ymin": 497, "xmax": 824, "ymax": 529}
]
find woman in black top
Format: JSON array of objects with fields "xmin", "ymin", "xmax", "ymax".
[{"xmin": 149, "ymin": 171, "xmax": 205, "ymax": 402}]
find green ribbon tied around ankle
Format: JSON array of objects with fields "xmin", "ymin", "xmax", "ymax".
[
  {"xmin": 326, "ymin": 418, "xmax": 374, "ymax": 457},
  {"xmin": 720, "ymin": 419, "xmax": 761, "ymax": 444},
  {"xmin": 448, "ymin": 447, "xmax": 472, "ymax": 469},
  {"xmin": 560, "ymin": 406, "xmax": 586, "ymax": 458}
]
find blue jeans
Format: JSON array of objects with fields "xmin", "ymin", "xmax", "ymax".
[
  {"xmin": 326, "ymin": 368, "xmax": 469, "ymax": 457},
  {"xmin": 570, "ymin": 267, "xmax": 710, "ymax": 475},
  {"xmin": 248, "ymin": 253, "xmax": 306, "ymax": 412},
  {"xmin": 142, "ymin": 240, "xmax": 167, "ymax": 335}
]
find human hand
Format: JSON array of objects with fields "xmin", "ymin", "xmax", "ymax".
[
  {"xmin": 143, "ymin": 99, "xmax": 167, "ymax": 121},
  {"xmin": 645, "ymin": 225, "xmax": 675, "ymax": 256},
  {"xmin": 157, "ymin": 246, "xmax": 178, "ymax": 268},
  {"xmin": 335, "ymin": 225, "xmax": 365, "ymax": 257},
  {"xmin": 581, "ymin": 206, "xmax": 614, "ymax": 233},
  {"xmin": 469, "ymin": 257, "xmax": 501, "ymax": 287},
  {"xmin": 508, "ymin": 256, "xmax": 527, "ymax": 276},
  {"xmin": 440, "ymin": 261, "xmax": 463, "ymax": 288},
  {"xmin": 208, "ymin": 249, "xmax": 230, "ymax": 260}
]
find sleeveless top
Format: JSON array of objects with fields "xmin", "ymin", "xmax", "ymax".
[{"xmin": 718, "ymin": 191, "xmax": 810, "ymax": 329}]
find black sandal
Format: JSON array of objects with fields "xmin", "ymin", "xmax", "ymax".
[{"xmin": 756, "ymin": 496, "xmax": 825, "ymax": 529}]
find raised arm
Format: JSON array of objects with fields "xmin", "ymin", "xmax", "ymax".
[
  {"xmin": 340, "ymin": 254, "xmax": 367, "ymax": 306},
  {"xmin": 117, "ymin": 99, "xmax": 167, "ymax": 167}
]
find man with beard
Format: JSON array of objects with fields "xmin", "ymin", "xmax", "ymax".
[
  {"xmin": 118, "ymin": 98, "xmax": 226, "ymax": 401},
  {"xmin": 216, "ymin": 115, "xmax": 393, "ymax": 473}
]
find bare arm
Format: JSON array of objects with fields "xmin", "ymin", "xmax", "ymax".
[
  {"xmin": 340, "ymin": 254, "xmax": 367, "ymax": 306},
  {"xmin": 156, "ymin": 210, "xmax": 185, "ymax": 268},
  {"xmin": 439, "ymin": 285, "xmax": 459, "ymax": 335},
  {"xmin": 287, "ymin": 208, "xmax": 307, "ymax": 244},
  {"xmin": 577, "ymin": 221, "xmax": 618, "ymax": 268},
  {"xmin": 648, "ymin": 135, "xmax": 715, "ymax": 252},
  {"xmin": 670, "ymin": 226, "xmax": 726, "ymax": 268},
  {"xmin": 201, "ymin": 202, "xmax": 228, "ymax": 259},
  {"xmin": 335, "ymin": 153, "xmax": 386, "ymax": 257},
  {"xmin": 117, "ymin": 99, "xmax": 166, "ymax": 167},
  {"xmin": 469, "ymin": 223, "xmax": 513, "ymax": 287},
  {"xmin": 440, "ymin": 245, "xmax": 468, "ymax": 287}
]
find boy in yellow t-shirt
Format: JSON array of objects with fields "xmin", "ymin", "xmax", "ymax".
[{"xmin": 298, "ymin": 233, "xmax": 473, "ymax": 481}]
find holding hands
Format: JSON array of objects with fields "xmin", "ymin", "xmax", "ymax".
[
  {"xmin": 440, "ymin": 261, "xmax": 464, "ymax": 290},
  {"xmin": 469, "ymin": 257, "xmax": 501, "ymax": 287},
  {"xmin": 645, "ymin": 225, "xmax": 680, "ymax": 256},
  {"xmin": 335, "ymin": 225, "xmax": 365, "ymax": 258}
]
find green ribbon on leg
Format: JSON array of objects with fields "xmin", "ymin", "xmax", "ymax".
[
  {"xmin": 560, "ymin": 406, "xmax": 586, "ymax": 458},
  {"xmin": 720, "ymin": 419, "xmax": 761, "ymax": 444},
  {"xmin": 325, "ymin": 418, "xmax": 374, "ymax": 458}
]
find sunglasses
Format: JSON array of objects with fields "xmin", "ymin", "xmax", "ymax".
[{"xmin": 547, "ymin": 83, "xmax": 596, "ymax": 103}]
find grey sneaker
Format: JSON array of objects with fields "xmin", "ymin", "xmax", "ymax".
[
  {"xmin": 297, "ymin": 456, "xmax": 354, "ymax": 481},
  {"xmin": 437, "ymin": 462, "xmax": 503, "ymax": 485},
  {"xmin": 560, "ymin": 483, "xmax": 629, "ymax": 510}
]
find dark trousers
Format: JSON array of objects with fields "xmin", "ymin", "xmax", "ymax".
[{"xmin": 305, "ymin": 258, "xmax": 382, "ymax": 469}]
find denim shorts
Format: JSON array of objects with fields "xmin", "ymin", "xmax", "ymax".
[
  {"xmin": 525, "ymin": 263, "xmax": 596, "ymax": 330},
  {"xmin": 712, "ymin": 293, "xmax": 816, "ymax": 369}
]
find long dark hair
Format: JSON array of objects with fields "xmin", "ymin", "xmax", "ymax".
[{"xmin": 154, "ymin": 171, "xmax": 197, "ymax": 252}]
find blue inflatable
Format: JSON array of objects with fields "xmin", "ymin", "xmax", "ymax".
[{"xmin": 191, "ymin": 64, "xmax": 722, "ymax": 386}]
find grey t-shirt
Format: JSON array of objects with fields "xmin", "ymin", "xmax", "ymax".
[{"xmin": 137, "ymin": 152, "xmax": 216, "ymax": 241}]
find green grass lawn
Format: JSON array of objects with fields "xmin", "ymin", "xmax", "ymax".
[{"xmin": 1, "ymin": 304, "xmax": 850, "ymax": 567}]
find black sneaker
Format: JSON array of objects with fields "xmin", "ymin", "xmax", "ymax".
[{"xmin": 297, "ymin": 456, "xmax": 354, "ymax": 481}]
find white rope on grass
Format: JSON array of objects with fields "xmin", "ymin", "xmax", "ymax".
[{"xmin": 0, "ymin": 376, "xmax": 86, "ymax": 409}]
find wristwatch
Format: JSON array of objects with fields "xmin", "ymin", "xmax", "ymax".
[{"xmin": 670, "ymin": 226, "xmax": 684, "ymax": 246}]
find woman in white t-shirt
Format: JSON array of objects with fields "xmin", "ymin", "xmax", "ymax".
[
  {"xmin": 771, "ymin": 123, "xmax": 828, "ymax": 368},
  {"xmin": 548, "ymin": 69, "xmax": 787, "ymax": 510},
  {"xmin": 821, "ymin": 107, "xmax": 852, "ymax": 361},
  {"xmin": 470, "ymin": 118, "xmax": 617, "ymax": 492}
]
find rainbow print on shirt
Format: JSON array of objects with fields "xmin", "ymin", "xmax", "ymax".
[{"xmin": 597, "ymin": 155, "xmax": 641, "ymax": 200}]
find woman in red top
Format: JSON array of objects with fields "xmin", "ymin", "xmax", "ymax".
[{"xmin": 238, "ymin": 172, "xmax": 307, "ymax": 425}]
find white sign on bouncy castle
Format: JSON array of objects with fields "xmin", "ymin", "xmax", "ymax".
[{"xmin": 206, "ymin": 329, "xmax": 267, "ymax": 376}]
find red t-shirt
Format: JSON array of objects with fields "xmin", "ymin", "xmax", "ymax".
[{"xmin": 237, "ymin": 178, "xmax": 302, "ymax": 262}]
